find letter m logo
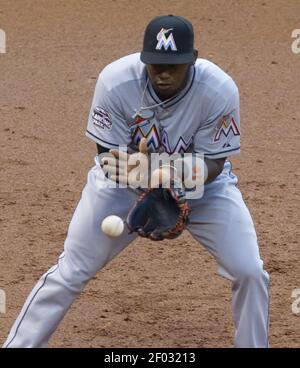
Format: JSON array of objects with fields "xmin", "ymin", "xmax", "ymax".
[{"xmin": 156, "ymin": 28, "xmax": 177, "ymax": 51}]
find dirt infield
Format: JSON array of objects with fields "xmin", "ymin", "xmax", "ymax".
[{"xmin": 0, "ymin": 0, "xmax": 299, "ymax": 347}]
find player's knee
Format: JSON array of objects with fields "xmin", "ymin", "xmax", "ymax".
[
  {"xmin": 57, "ymin": 258, "xmax": 93, "ymax": 293},
  {"xmin": 233, "ymin": 261, "xmax": 268, "ymax": 283}
]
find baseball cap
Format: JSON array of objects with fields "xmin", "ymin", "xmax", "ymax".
[{"xmin": 140, "ymin": 15, "xmax": 195, "ymax": 65}]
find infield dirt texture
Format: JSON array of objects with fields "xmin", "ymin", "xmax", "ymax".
[{"xmin": 0, "ymin": 0, "xmax": 299, "ymax": 347}]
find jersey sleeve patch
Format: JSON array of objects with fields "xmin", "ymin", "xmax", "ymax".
[
  {"xmin": 92, "ymin": 106, "xmax": 112, "ymax": 130},
  {"xmin": 213, "ymin": 114, "xmax": 240, "ymax": 143}
]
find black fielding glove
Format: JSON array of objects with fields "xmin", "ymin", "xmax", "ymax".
[{"xmin": 126, "ymin": 185, "xmax": 189, "ymax": 241}]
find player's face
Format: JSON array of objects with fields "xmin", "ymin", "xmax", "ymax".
[{"xmin": 146, "ymin": 63, "xmax": 191, "ymax": 100}]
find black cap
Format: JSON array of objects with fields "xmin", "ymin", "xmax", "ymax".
[{"xmin": 141, "ymin": 15, "xmax": 195, "ymax": 65}]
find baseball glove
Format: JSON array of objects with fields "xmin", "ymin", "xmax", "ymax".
[{"xmin": 126, "ymin": 184, "xmax": 189, "ymax": 241}]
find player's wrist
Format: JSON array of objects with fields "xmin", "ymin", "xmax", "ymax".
[{"xmin": 173, "ymin": 154, "xmax": 208, "ymax": 188}]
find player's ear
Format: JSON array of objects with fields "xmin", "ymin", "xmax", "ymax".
[{"xmin": 192, "ymin": 49, "xmax": 198, "ymax": 64}]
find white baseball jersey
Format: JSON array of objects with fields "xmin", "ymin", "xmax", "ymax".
[{"xmin": 86, "ymin": 53, "xmax": 240, "ymax": 159}]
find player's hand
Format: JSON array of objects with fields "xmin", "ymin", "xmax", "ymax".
[{"xmin": 101, "ymin": 138, "xmax": 149, "ymax": 186}]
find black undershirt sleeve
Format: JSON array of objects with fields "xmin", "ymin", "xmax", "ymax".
[{"xmin": 97, "ymin": 144, "xmax": 110, "ymax": 155}]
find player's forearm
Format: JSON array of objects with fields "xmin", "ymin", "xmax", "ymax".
[
  {"xmin": 204, "ymin": 157, "xmax": 226, "ymax": 184},
  {"xmin": 98, "ymin": 143, "xmax": 226, "ymax": 187},
  {"xmin": 172, "ymin": 154, "xmax": 226, "ymax": 188}
]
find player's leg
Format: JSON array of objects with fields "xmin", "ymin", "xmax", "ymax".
[
  {"xmin": 3, "ymin": 165, "xmax": 138, "ymax": 348},
  {"xmin": 187, "ymin": 162, "xmax": 269, "ymax": 348}
]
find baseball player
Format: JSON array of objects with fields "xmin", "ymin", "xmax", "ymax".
[{"xmin": 3, "ymin": 15, "xmax": 269, "ymax": 348}]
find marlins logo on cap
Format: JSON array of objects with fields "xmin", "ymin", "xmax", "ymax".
[
  {"xmin": 156, "ymin": 28, "xmax": 177, "ymax": 51},
  {"xmin": 140, "ymin": 15, "xmax": 195, "ymax": 64}
]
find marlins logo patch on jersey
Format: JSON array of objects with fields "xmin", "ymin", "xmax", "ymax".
[
  {"xmin": 213, "ymin": 114, "xmax": 240, "ymax": 142},
  {"xmin": 92, "ymin": 106, "xmax": 112, "ymax": 130},
  {"xmin": 156, "ymin": 28, "xmax": 177, "ymax": 51}
]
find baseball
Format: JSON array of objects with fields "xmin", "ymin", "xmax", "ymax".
[{"xmin": 101, "ymin": 215, "xmax": 124, "ymax": 237}]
